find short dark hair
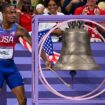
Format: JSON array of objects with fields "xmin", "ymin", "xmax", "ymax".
[{"xmin": 1, "ymin": 2, "xmax": 13, "ymax": 13}]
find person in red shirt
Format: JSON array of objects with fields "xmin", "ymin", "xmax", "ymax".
[
  {"xmin": 19, "ymin": 12, "xmax": 32, "ymax": 32},
  {"xmin": 18, "ymin": 0, "xmax": 33, "ymax": 32},
  {"xmin": 74, "ymin": 0, "xmax": 105, "ymax": 42},
  {"xmin": 74, "ymin": 0, "xmax": 105, "ymax": 15}
]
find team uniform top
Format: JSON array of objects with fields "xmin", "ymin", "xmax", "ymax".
[
  {"xmin": 0, "ymin": 23, "xmax": 18, "ymax": 59},
  {"xmin": 0, "ymin": 23, "xmax": 24, "ymax": 89}
]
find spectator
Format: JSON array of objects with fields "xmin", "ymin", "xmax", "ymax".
[
  {"xmin": 74, "ymin": 0, "xmax": 105, "ymax": 42},
  {"xmin": 74, "ymin": 0, "xmax": 105, "ymax": 15},
  {"xmin": 44, "ymin": 0, "xmax": 64, "ymax": 15},
  {"xmin": 0, "ymin": 0, "xmax": 10, "ymax": 23},
  {"xmin": 39, "ymin": 0, "xmax": 64, "ymax": 31},
  {"xmin": 98, "ymin": 1, "xmax": 105, "ymax": 11},
  {"xmin": 38, "ymin": 0, "xmax": 64, "ymax": 42},
  {"xmin": 18, "ymin": 0, "xmax": 33, "ymax": 32},
  {"xmin": 60, "ymin": 0, "xmax": 87, "ymax": 15},
  {"xmin": 35, "ymin": 3, "xmax": 45, "ymax": 15}
]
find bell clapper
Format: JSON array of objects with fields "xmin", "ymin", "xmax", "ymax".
[
  {"xmin": 69, "ymin": 71, "xmax": 77, "ymax": 89},
  {"xmin": 50, "ymin": 68, "xmax": 72, "ymax": 88}
]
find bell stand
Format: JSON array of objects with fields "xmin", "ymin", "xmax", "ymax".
[{"xmin": 32, "ymin": 15, "xmax": 105, "ymax": 105}]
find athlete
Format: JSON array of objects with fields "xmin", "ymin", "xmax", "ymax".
[{"xmin": 0, "ymin": 3, "xmax": 50, "ymax": 105}]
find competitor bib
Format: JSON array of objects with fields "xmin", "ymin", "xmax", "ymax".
[{"xmin": 0, "ymin": 48, "xmax": 13, "ymax": 59}]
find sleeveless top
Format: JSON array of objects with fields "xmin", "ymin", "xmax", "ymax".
[{"xmin": 0, "ymin": 23, "xmax": 18, "ymax": 59}]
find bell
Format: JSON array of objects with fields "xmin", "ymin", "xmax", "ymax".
[{"xmin": 53, "ymin": 21, "xmax": 100, "ymax": 70}]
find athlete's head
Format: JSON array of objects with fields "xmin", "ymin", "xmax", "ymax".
[{"xmin": 1, "ymin": 3, "xmax": 16, "ymax": 23}]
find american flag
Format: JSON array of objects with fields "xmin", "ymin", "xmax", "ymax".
[{"xmin": 38, "ymin": 29, "xmax": 60, "ymax": 64}]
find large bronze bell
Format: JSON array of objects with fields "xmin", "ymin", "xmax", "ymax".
[{"xmin": 53, "ymin": 21, "xmax": 100, "ymax": 70}]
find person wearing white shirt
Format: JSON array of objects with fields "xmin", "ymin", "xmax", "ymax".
[{"xmin": 38, "ymin": 0, "xmax": 64, "ymax": 42}]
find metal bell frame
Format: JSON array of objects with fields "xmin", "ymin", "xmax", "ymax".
[{"xmin": 32, "ymin": 15, "xmax": 105, "ymax": 105}]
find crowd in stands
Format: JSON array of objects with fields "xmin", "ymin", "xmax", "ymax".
[{"xmin": 0, "ymin": 0, "xmax": 105, "ymax": 42}]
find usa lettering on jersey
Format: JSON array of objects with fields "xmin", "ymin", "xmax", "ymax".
[{"xmin": 0, "ymin": 36, "xmax": 14, "ymax": 43}]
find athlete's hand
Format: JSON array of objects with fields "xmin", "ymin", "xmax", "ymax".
[{"xmin": 45, "ymin": 61, "xmax": 51, "ymax": 69}]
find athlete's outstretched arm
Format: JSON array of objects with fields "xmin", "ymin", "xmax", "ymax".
[
  {"xmin": 17, "ymin": 25, "xmax": 32, "ymax": 45},
  {"xmin": 17, "ymin": 25, "xmax": 51, "ymax": 68}
]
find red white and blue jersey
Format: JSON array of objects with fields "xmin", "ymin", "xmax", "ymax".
[{"xmin": 0, "ymin": 23, "xmax": 18, "ymax": 59}]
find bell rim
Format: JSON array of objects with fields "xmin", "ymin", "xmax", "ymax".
[{"xmin": 53, "ymin": 64, "xmax": 100, "ymax": 70}]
